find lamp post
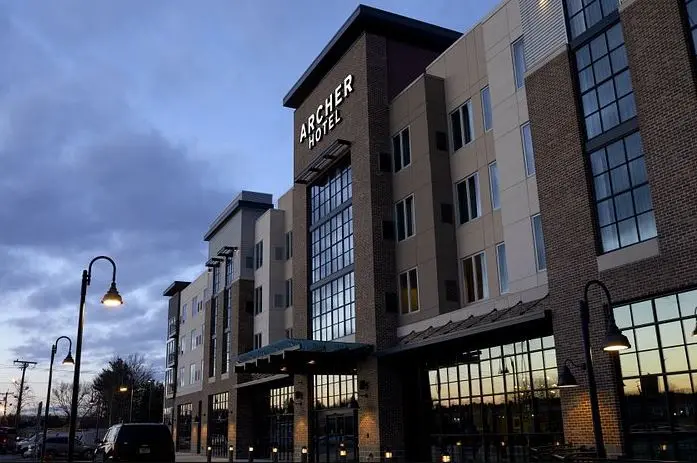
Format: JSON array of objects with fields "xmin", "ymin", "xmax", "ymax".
[
  {"xmin": 67, "ymin": 256, "xmax": 123, "ymax": 462},
  {"xmin": 41, "ymin": 336, "xmax": 74, "ymax": 462},
  {"xmin": 562, "ymin": 279, "xmax": 631, "ymax": 460}
]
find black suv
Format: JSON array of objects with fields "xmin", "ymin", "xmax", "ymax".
[{"xmin": 93, "ymin": 423, "xmax": 175, "ymax": 462}]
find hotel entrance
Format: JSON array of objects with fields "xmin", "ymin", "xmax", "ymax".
[{"xmin": 314, "ymin": 408, "xmax": 358, "ymax": 463}]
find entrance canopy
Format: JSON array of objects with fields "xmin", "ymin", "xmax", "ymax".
[{"xmin": 234, "ymin": 338, "xmax": 372, "ymax": 375}]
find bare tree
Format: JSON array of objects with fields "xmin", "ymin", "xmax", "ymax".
[
  {"xmin": 12, "ymin": 379, "xmax": 35, "ymax": 413},
  {"xmin": 51, "ymin": 382, "xmax": 94, "ymax": 422}
]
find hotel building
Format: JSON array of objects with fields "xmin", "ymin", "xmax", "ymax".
[{"xmin": 164, "ymin": 0, "xmax": 697, "ymax": 461}]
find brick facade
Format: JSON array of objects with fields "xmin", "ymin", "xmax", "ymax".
[{"xmin": 526, "ymin": 0, "xmax": 697, "ymax": 455}]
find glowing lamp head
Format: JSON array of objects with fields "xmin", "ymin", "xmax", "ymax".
[{"xmin": 101, "ymin": 282, "xmax": 124, "ymax": 307}]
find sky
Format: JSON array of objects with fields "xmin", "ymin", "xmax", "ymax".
[{"xmin": 0, "ymin": 0, "xmax": 498, "ymax": 410}]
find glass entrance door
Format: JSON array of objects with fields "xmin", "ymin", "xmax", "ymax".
[{"xmin": 314, "ymin": 409, "xmax": 358, "ymax": 463}]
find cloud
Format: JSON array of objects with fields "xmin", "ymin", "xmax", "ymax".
[{"xmin": 0, "ymin": 1, "xmax": 235, "ymax": 382}]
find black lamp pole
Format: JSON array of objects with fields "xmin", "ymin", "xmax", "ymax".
[
  {"xmin": 67, "ymin": 256, "xmax": 123, "ymax": 462},
  {"xmin": 580, "ymin": 279, "xmax": 615, "ymax": 460},
  {"xmin": 41, "ymin": 336, "xmax": 74, "ymax": 462}
]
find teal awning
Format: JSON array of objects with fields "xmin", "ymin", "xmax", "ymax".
[{"xmin": 235, "ymin": 338, "xmax": 372, "ymax": 375}]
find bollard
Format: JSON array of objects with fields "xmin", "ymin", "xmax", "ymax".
[
  {"xmin": 384, "ymin": 449, "xmax": 393, "ymax": 462},
  {"xmin": 441, "ymin": 451, "xmax": 451, "ymax": 463},
  {"xmin": 229, "ymin": 445, "xmax": 234, "ymax": 463},
  {"xmin": 339, "ymin": 443, "xmax": 347, "ymax": 463},
  {"xmin": 301, "ymin": 445, "xmax": 308, "ymax": 463},
  {"xmin": 248, "ymin": 445, "xmax": 254, "ymax": 463},
  {"xmin": 272, "ymin": 445, "xmax": 279, "ymax": 462},
  {"xmin": 207, "ymin": 446, "xmax": 212, "ymax": 463}
]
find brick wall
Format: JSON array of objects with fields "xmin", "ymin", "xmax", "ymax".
[{"xmin": 526, "ymin": 0, "xmax": 697, "ymax": 454}]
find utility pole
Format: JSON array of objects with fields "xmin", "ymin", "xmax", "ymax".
[
  {"xmin": 14, "ymin": 359, "xmax": 37, "ymax": 428},
  {"xmin": 2, "ymin": 390, "xmax": 8, "ymax": 425}
]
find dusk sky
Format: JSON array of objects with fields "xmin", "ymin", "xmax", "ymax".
[{"xmin": 0, "ymin": 0, "xmax": 498, "ymax": 409}]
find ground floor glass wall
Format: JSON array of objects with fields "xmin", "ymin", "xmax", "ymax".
[
  {"xmin": 269, "ymin": 385, "xmax": 294, "ymax": 461},
  {"xmin": 615, "ymin": 287, "xmax": 697, "ymax": 460},
  {"xmin": 313, "ymin": 375, "xmax": 358, "ymax": 463},
  {"xmin": 208, "ymin": 392, "xmax": 229, "ymax": 457},
  {"xmin": 176, "ymin": 403, "xmax": 193, "ymax": 451},
  {"xmin": 428, "ymin": 335, "xmax": 562, "ymax": 462}
]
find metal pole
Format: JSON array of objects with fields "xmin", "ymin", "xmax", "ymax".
[
  {"xmin": 94, "ymin": 399, "xmax": 100, "ymax": 444},
  {"xmin": 580, "ymin": 299, "xmax": 607, "ymax": 459},
  {"xmin": 129, "ymin": 387, "xmax": 134, "ymax": 423},
  {"xmin": 40, "ymin": 345, "xmax": 57, "ymax": 463},
  {"xmin": 67, "ymin": 269, "xmax": 88, "ymax": 462}
]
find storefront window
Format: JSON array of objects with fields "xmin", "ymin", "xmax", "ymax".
[
  {"xmin": 427, "ymin": 335, "xmax": 562, "ymax": 454},
  {"xmin": 615, "ymin": 288, "xmax": 697, "ymax": 460},
  {"xmin": 314, "ymin": 375, "xmax": 357, "ymax": 409}
]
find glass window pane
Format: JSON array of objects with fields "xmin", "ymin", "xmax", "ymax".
[
  {"xmin": 582, "ymin": 90, "xmax": 599, "ymax": 116},
  {"xmin": 618, "ymin": 217, "xmax": 639, "ymax": 247},
  {"xmin": 663, "ymin": 346, "xmax": 689, "ymax": 372},
  {"xmin": 637, "ymin": 350, "xmax": 661, "ymax": 375},
  {"xmin": 590, "ymin": 29, "xmax": 608, "ymax": 59},
  {"xmin": 593, "ymin": 56, "xmax": 612, "ymax": 83},
  {"xmin": 620, "ymin": 353, "xmax": 639, "ymax": 376},
  {"xmin": 579, "ymin": 67, "xmax": 595, "ymax": 92},
  {"xmin": 679, "ymin": 290, "xmax": 697, "ymax": 318},
  {"xmin": 601, "ymin": 224, "xmax": 619, "ymax": 252},
  {"xmin": 590, "ymin": 148, "xmax": 608, "ymax": 175},
  {"xmin": 614, "ymin": 191, "xmax": 634, "ymax": 220},
  {"xmin": 633, "ymin": 185, "xmax": 652, "ymax": 214},
  {"xmin": 586, "ymin": 113, "xmax": 602, "ymax": 138},
  {"xmin": 597, "ymin": 199, "xmax": 615, "ymax": 227},
  {"xmin": 595, "ymin": 173, "xmax": 612, "ymax": 199},
  {"xmin": 656, "ymin": 295, "xmax": 680, "ymax": 321},
  {"xmin": 610, "ymin": 165, "xmax": 630, "ymax": 194},
  {"xmin": 624, "ymin": 132, "xmax": 643, "ymax": 159},
  {"xmin": 576, "ymin": 44, "xmax": 591, "ymax": 69},
  {"xmin": 628, "ymin": 157, "xmax": 647, "ymax": 186},
  {"xmin": 600, "ymin": 103, "xmax": 619, "ymax": 130},
  {"xmin": 618, "ymin": 93, "xmax": 637, "ymax": 122},
  {"xmin": 610, "ymin": 45, "xmax": 628, "ymax": 72},
  {"xmin": 614, "ymin": 70, "xmax": 632, "ymax": 98},
  {"xmin": 659, "ymin": 321, "xmax": 684, "ymax": 347},
  {"xmin": 636, "ymin": 211, "xmax": 657, "ymax": 241},
  {"xmin": 597, "ymin": 80, "xmax": 616, "ymax": 107},
  {"xmin": 615, "ymin": 305, "xmax": 632, "ymax": 328}
]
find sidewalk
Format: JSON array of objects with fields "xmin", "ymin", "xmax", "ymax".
[{"xmin": 176, "ymin": 452, "xmax": 275, "ymax": 462}]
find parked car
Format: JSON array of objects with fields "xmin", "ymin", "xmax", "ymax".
[
  {"xmin": 15, "ymin": 433, "xmax": 37, "ymax": 454},
  {"xmin": 0, "ymin": 427, "xmax": 17, "ymax": 454},
  {"xmin": 93, "ymin": 423, "xmax": 175, "ymax": 462},
  {"xmin": 23, "ymin": 435, "xmax": 95, "ymax": 460}
]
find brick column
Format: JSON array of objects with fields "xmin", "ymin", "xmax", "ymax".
[
  {"xmin": 293, "ymin": 375, "xmax": 312, "ymax": 461},
  {"xmin": 525, "ymin": 48, "xmax": 624, "ymax": 454}
]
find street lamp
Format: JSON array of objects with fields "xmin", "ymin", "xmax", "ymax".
[
  {"xmin": 67, "ymin": 255, "xmax": 123, "ymax": 462},
  {"xmin": 572, "ymin": 279, "xmax": 632, "ymax": 460},
  {"xmin": 41, "ymin": 336, "xmax": 74, "ymax": 462}
]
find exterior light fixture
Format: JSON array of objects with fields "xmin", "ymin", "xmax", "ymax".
[
  {"xmin": 207, "ymin": 446, "xmax": 212, "ymax": 452},
  {"xmin": 272, "ymin": 447, "xmax": 278, "ymax": 453},
  {"xmin": 101, "ymin": 282, "xmax": 124, "ymax": 307},
  {"xmin": 301, "ymin": 446, "xmax": 308, "ymax": 454},
  {"xmin": 119, "ymin": 386, "xmax": 128, "ymax": 392},
  {"xmin": 558, "ymin": 359, "xmax": 585, "ymax": 388},
  {"xmin": 441, "ymin": 452, "xmax": 451, "ymax": 463},
  {"xmin": 62, "ymin": 352, "xmax": 75, "ymax": 365},
  {"xmin": 602, "ymin": 307, "xmax": 631, "ymax": 351},
  {"xmin": 249, "ymin": 446, "xmax": 254, "ymax": 452},
  {"xmin": 692, "ymin": 307, "xmax": 697, "ymax": 337},
  {"xmin": 384, "ymin": 449, "xmax": 393, "ymax": 459}
]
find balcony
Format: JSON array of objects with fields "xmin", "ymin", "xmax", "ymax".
[
  {"xmin": 167, "ymin": 352, "xmax": 177, "ymax": 367},
  {"xmin": 168, "ymin": 322, "xmax": 178, "ymax": 338}
]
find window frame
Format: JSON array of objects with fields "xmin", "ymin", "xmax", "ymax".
[
  {"xmin": 532, "ymin": 214, "xmax": 547, "ymax": 271},
  {"xmin": 392, "ymin": 126, "xmax": 412, "ymax": 173},
  {"xmin": 456, "ymin": 172, "xmax": 481, "ymax": 225},
  {"xmin": 254, "ymin": 240, "xmax": 263, "ymax": 270},
  {"xmin": 253, "ymin": 333, "xmax": 262, "ymax": 350},
  {"xmin": 496, "ymin": 242, "xmax": 509, "ymax": 294},
  {"xmin": 398, "ymin": 267, "xmax": 420, "ymax": 315},
  {"xmin": 285, "ymin": 278, "xmax": 293, "ymax": 308},
  {"xmin": 488, "ymin": 162, "xmax": 500, "ymax": 210},
  {"xmin": 462, "ymin": 251, "xmax": 489, "ymax": 304},
  {"xmin": 521, "ymin": 123, "xmax": 536, "ymax": 177},
  {"xmin": 285, "ymin": 231, "xmax": 293, "ymax": 260},
  {"xmin": 395, "ymin": 194, "xmax": 416, "ymax": 242},
  {"xmin": 481, "ymin": 86, "xmax": 493, "ymax": 132},
  {"xmin": 512, "ymin": 37, "xmax": 527, "ymax": 90},
  {"xmin": 450, "ymin": 100, "xmax": 475, "ymax": 153},
  {"xmin": 254, "ymin": 286, "xmax": 263, "ymax": 315}
]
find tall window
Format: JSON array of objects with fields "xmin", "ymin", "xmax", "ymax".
[
  {"xmin": 590, "ymin": 132, "xmax": 656, "ymax": 252},
  {"xmin": 512, "ymin": 37, "xmax": 526, "ymax": 89},
  {"xmin": 179, "ymin": 367, "xmax": 185, "ymax": 387},
  {"xmin": 225, "ymin": 257, "xmax": 233, "ymax": 286},
  {"xmin": 190, "ymin": 329, "xmax": 196, "ymax": 351},
  {"xmin": 254, "ymin": 286, "xmax": 263, "ymax": 315},
  {"xmin": 209, "ymin": 337, "xmax": 216, "ymax": 377},
  {"xmin": 181, "ymin": 303, "xmax": 187, "ymax": 323},
  {"xmin": 532, "ymin": 214, "xmax": 547, "ymax": 271},
  {"xmin": 457, "ymin": 173, "xmax": 480, "ymax": 225},
  {"xmin": 428, "ymin": 336, "xmax": 561, "ymax": 440},
  {"xmin": 212, "ymin": 265, "xmax": 220, "ymax": 295},
  {"xmin": 687, "ymin": 0, "xmax": 697, "ymax": 57},
  {"xmin": 395, "ymin": 195, "xmax": 415, "ymax": 241},
  {"xmin": 223, "ymin": 290, "xmax": 230, "ymax": 332},
  {"xmin": 521, "ymin": 123, "xmax": 536, "ymax": 176},
  {"xmin": 254, "ymin": 333, "xmax": 262, "ymax": 350},
  {"xmin": 393, "ymin": 126, "xmax": 411, "ymax": 172},
  {"xmin": 463, "ymin": 252, "xmax": 488, "ymax": 303},
  {"xmin": 565, "ymin": 0, "xmax": 618, "ymax": 39},
  {"xmin": 451, "ymin": 100, "xmax": 474, "ymax": 151},
  {"xmin": 190, "ymin": 364, "xmax": 197, "ymax": 384},
  {"xmin": 285, "ymin": 231, "xmax": 293, "ymax": 260},
  {"xmin": 285, "ymin": 278, "xmax": 293, "ymax": 307},
  {"xmin": 254, "ymin": 240, "xmax": 263, "ymax": 269},
  {"xmin": 221, "ymin": 332, "xmax": 230, "ymax": 375},
  {"xmin": 399, "ymin": 268, "xmax": 420, "ymax": 314},
  {"xmin": 310, "ymin": 163, "xmax": 355, "ymax": 342},
  {"xmin": 496, "ymin": 243, "xmax": 509, "ymax": 294},
  {"xmin": 210, "ymin": 299, "xmax": 217, "ymax": 336},
  {"xmin": 191, "ymin": 296, "xmax": 198, "ymax": 317},
  {"xmin": 576, "ymin": 22, "xmax": 636, "ymax": 140},
  {"xmin": 481, "ymin": 86, "xmax": 493, "ymax": 132},
  {"xmin": 488, "ymin": 162, "xmax": 500, "ymax": 210},
  {"xmin": 615, "ymin": 288, "xmax": 697, "ymax": 461}
]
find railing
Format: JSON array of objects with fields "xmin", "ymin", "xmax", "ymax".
[
  {"xmin": 167, "ymin": 353, "xmax": 177, "ymax": 365},
  {"xmin": 168, "ymin": 323, "xmax": 177, "ymax": 338}
]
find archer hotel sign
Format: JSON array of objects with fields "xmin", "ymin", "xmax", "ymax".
[{"xmin": 299, "ymin": 74, "xmax": 354, "ymax": 150}]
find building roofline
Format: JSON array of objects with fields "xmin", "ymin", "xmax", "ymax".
[
  {"xmin": 163, "ymin": 281, "xmax": 191, "ymax": 297},
  {"xmin": 282, "ymin": 4, "xmax": 462, "ymax": 109},
  {"xmin": 203, "ymin": 192, "xmax": 274, "ymax": 241}
]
